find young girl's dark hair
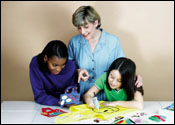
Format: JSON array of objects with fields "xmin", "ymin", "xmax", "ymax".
[
  {"xmin": 106, "ymin": 57, "xmax": 144, "ymax": 101},
  {"xmin": 37, "ymin": 40, "xmax": 68, "ymax": 72}
]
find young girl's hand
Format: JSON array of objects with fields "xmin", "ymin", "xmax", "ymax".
[
  {"xmin": 87, "ymin": 99, "xmax": 95, "ymax": 109},
  {"xmin": 101, "ymin": 102, "xmax": 116, "ymax": 107}
]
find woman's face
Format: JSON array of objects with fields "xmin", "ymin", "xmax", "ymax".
[
  {"xmin": 77, "ymin": 21, "xmax": 98, "ymax": 40},
  {"xmin": 45, "ymin": 55, "xmax": 67, "ymax": 75},
  {"xmin": 108, "ymin": 70, "xmax": 122, "ymax": 90}
]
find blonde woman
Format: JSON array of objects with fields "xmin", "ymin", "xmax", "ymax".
[{"xmin": 68, "ymin": 6, "xmax": 143, "ymax": 101}]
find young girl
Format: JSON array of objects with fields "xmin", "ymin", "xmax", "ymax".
[
  {"xmin": 83, "ymin": 57, "xmax": 144, "ymax": 109},
  {"xmin": 29, "ymin": 40, "xmax": 78, "ymax": 106}
]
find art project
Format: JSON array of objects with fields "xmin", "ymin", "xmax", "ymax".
[
  {"xmin": 60, "ymin": 86, "xmax": 80, "ymax": 107},
  {"xmin": 124, "ymin": 111, "xmax": 167, "ymax": 124},
  {"xmin": 54, "ymin": 101, "xmax": 138, "ymax": 124},
  {"xmin": 159, "ymin": 103, "xmax": 174, "ymax": 116},
  {"xmin": 41, "ymin": 107, "xmax": 67, "ymax": 117}
]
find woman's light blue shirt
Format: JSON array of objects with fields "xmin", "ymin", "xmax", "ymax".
[{"xmin": 68, "ymin": 28, "xmax": 125, "ymax": 100}]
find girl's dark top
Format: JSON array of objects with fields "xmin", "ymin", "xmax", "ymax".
[{"xmin": 29, "ymin": 56, "xmax": 77, "ymax": 106}]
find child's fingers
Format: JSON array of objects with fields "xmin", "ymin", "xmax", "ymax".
[
  {"xmin": 88, "ymin": 103, "xmax": 95, "ymax": 109},
  {"xmin": 101, "ymin": 102, "xmax": 107, "ymax": 106}
]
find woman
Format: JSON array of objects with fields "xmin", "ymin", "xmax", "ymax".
[
  {"xmin": 68, "ymin": 6, "xmax": 143, "ymax": 100},
  {"xmin": 29, "ymin": 40, "xmax": 78, "ymax": 106}
]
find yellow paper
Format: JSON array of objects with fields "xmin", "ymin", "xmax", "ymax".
[{"xmin": 55, "ymin": 101, "xmax": 138, "ymax": 124}]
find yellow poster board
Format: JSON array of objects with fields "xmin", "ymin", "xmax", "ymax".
[{"xmin": 55, "ymin": 101, "xmax": 138, "ymax": 124}]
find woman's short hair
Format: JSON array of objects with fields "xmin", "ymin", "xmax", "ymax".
[{"xmin": 72, "ymin": 6, "xmax": 101, "ymax": 29}]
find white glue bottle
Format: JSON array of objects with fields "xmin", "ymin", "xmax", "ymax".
[{"xmin": 93, "ymin": 92, "xmax": 99, "ymax": 110}]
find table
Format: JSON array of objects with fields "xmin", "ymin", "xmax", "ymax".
[{"xmin": 1, "ymin": 101, "xmax": 174, "ymax": 124}]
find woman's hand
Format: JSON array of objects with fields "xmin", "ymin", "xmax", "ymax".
[
  {"xmin": 78, "ymin": 69, "xmax": 90, "ymax": 83},
  {"xmin": 135, "ymin": 75, "xmax": 143, "ymax": 88}
]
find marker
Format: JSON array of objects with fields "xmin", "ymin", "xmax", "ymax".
[{"xmin": 129, "ymin": 119, "xmax": 136, "ymax": 124}]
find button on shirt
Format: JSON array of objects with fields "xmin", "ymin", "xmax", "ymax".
[{"xmin": 68, "ymin": 28, "xmax": 125, "ymax": 99}]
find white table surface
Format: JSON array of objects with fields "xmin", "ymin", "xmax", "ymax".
[{"xmin": 1, "ymin": 101, "xmax": 174, "ymax": 124}]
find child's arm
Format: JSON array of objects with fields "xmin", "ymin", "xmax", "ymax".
[
  {"xmin": 102, "ymin": 91, "xmax": 144, "ymax": 109},
  {"xmin": 83, "ymin": 85, "xmax": 100, "ymax": 109}
]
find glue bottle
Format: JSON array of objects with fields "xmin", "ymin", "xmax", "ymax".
[{"xmin": 93, "ymin": 92, "xmax": 99, "ymax": 110}]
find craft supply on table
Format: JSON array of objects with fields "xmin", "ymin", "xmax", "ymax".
[
  {"xmin": 112, "ymin": 116, "xmax": 124, "ymax": 124},
  {"xmin": 41, "ymin": 107, "xmax": 67, "ymax": 117},
  {"xmin": 94, "ymin": 118, "xmax": 100, "ymax": 123},
  {"xmin": 159, "ymin": 103, "xmax": 174, "ymax": 116},
  {"xmin": 60, "ymin": 86, "xmax": 80, "ymax": 107},
  {"xmin": 125, "ymin": 119, "xmax": 135, "ymax": 124},
  {"xmin": 126, "ymin": 111, "xmax": 167, "ymax": 124},
  {"xmin": 93, "ymin": 95, "xmax": 99, "ymax": 110},
  {"xmin": 148, "ymin": 115, "xmax": 166, "ymax": 122}
]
